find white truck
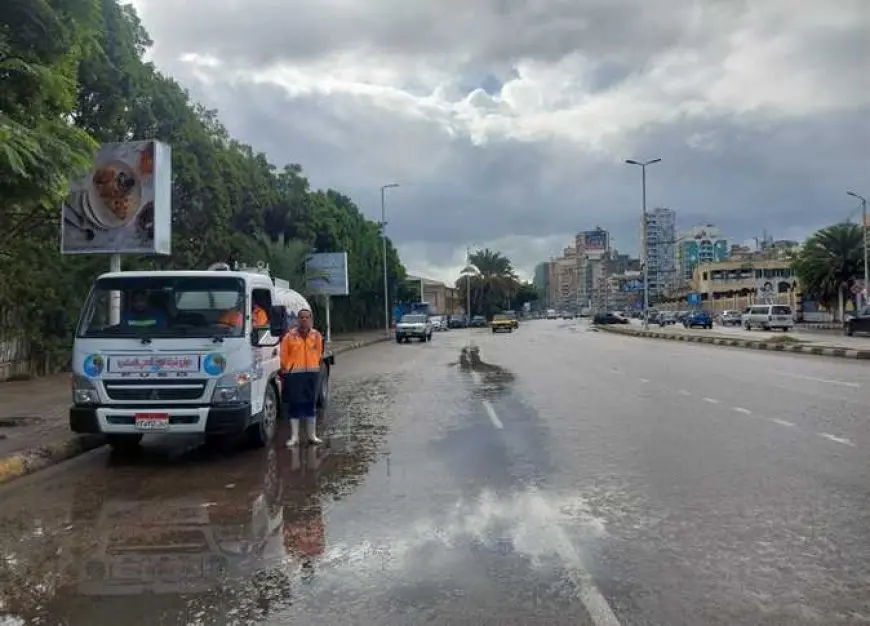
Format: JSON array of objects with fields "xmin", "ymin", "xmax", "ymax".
[{"xmin": 69, "ymin": 262, "xmax": 333, "ymax": 451}]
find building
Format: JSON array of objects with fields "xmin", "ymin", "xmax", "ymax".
[
  {"xmin": 533, "ymin": 262, "xmax": 551, "ymax": 308},
  {"xmin": 552, "ymin": 247, "xmax": 579, "ymax": 312},
  {"xmin": 689, "ymin": 259, "xmax": 799, "ymax": 314},
  {"xmin": 609, "ymin": 270, "xmax": 644, "ymax": 312},
  {"xmin": 644, "ymin": 207, "xmax": 677, "ymax": 300},
  {"xmin": 575, "ymin": 227, "xmax": 610, "ymax": 311},
  {"xmin": 405, "ymin": 275, "xmax": 462, "ymax": 315},
  {"xmin": 677, "ymin": 225, "xmax": 729, "ymax": 287},
  {"xmin": 575, "ymin": 228, "xmax": 609, "ymax": 259}
]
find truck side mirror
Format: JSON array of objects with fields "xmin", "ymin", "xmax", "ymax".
[{"xmin": 269, "ymin": 306, "xmax": 288, "ymax": 337}]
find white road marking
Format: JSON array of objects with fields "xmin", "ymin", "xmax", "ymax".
[
  {"xmin": 774, "ymin": 372, "xmax": 860, "ymax": 388},
  {"xmin": 482, "ymin": 399, "xmax": 503, "ymax": 429},
  {"xmin": 732, "ymin": 407, "xmax": 752, "ymax": 415},
  {"xmin": 818, "ymin": 433, "xmax": 856, "ymax": 447},
  {"xmin": 702, "ymin": 397, "xmax": 720, "ymax": 404},
  {"xmin": 770, "ymin": 418, "xmax": 795, "ymax": 427},
  {"xmin": 677, "ymin": 389, "xmax": 692, "ymax": 396},
  {"xmin": 470, "ymin": 370, "xmax": 483, "ymax": 386},
  {"xmin": 639, "ymin": 378, "xmax": 650, "ymax": 383}
]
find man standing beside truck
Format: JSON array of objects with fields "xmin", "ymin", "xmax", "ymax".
[{"xmin": 279, "ymin": 308, "xmax": 324, "ymax": 447}]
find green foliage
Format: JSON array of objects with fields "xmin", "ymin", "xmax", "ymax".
[
  {"xmin": 455, "ymin": 248, "xmax": 526, "ymax": 318},
  {"xmin": 792, "ymin": 222, "xmax": 864, "ymax": 309},
  {"xmin": 0, "ymin": 0, "xmax": 406, "ymax": 376}
]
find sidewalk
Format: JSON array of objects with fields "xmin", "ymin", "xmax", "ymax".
[{"xmin": 0, "ymin": 330, "xmax": 387, "ymax": 484}]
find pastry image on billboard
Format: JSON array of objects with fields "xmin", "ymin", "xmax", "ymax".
[{"xmin": 61, "ymin": 140, "xmax": 172, "ymax": 255}]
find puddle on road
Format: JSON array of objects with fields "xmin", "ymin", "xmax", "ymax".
[
  {"xmin": 0, "ymin": 400, "xmax": 391, "ymax": 626},
  {"xmin": 454, "ymin": 344, "xmax": 516, "ymax": 392}
]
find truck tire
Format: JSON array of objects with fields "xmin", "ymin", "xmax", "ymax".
[
  {"xmin": 106, "ymin": 434, "xmax": 142, "ymax": 452},
  {"xmin": 247, "ymin": 382, "xmax": 277, "ymax": 447},
  {"xmin": 316, "ymin": 366, "xmax": 329, "ymax": 408}
]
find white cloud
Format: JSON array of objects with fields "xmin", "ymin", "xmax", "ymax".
[{"xmin": 131, "ymin": 0, "xmax": 870, "ymax": 283}]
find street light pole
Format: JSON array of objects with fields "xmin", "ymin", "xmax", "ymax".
[
  {"xmin": 380, "ymin": 183, "xmax": 399, "ymax": 338},
  {"xmin": 626, "ymin": 158, "xmax": 661, "ymax": 329},
  {"xmin": 848, "ymin": 190, "xmax": 868, "ymax": 307}
]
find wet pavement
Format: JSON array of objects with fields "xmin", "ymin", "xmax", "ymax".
[{"xmin": 1, "ymin": 320, "xmax": 869, "ymax": 625}]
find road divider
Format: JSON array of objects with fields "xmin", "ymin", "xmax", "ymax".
[
  {"xmin": 0, "ymin": 334, "xmax": 390, "ymax": 488},
  {"xmin": 593, "ymin": 324, "xmax": 870, "ymax": 360}
]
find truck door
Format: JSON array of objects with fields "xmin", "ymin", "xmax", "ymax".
[{"xmin": 251, "ymin": 287, "xmax": 280, "ymax": 414}]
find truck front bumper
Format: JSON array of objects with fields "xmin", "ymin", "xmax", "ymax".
[{"xmin": 70, "ymin": 404, "xmax": 253, "ymax": 436}]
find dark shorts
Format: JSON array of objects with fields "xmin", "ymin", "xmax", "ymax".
[{"xmin": 282, "ymin": 371, "xmax": 319, "ymax": 420}]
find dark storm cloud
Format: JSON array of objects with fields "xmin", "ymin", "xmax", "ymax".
[{"xmin": 132, "ymin": 0, "xmax": 870, "ymax": 277}]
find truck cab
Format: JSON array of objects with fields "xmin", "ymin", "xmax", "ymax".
[{"xmin": 69, "ymin": 263, "xmax": 332, "ymax": 451}]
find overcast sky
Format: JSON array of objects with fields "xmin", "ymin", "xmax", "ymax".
[{"xmin": 130, "ymin": 0, "xmax": 870, "ymax": 283}]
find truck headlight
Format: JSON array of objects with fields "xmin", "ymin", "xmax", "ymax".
[
  {"xmin": 72, "ymin": 375, "xmax": 99, "ymax": 405},
  {"xmin": 211, "ymin": 371, "xmax": 252, "ymax": 405}
]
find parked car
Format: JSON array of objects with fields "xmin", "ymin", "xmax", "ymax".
[
  {"xmin": 658, "ymin": 311, "xmax": 678, "ymax": 326},
  {"xmin": 684, "ymin": 310, "xmax": 713, "ymax": 329},
  {"xmin": 430, "ymin": 315, "xmax": 448, "ymax": 331},
  {"xmin": 844, "ymin": 306, "xmax": 870, "ymax": 336},
  {"xmin": 718, "ymin": 310, "xmax": 742, "ymax": 326},
  {"xmin": 470, "ymin": 315, "xmax": 488, "ymax": 328},
  {"xmin": 593, "ymin": 312, "xmax": 629, "ymax": 325},
  {"xmin": 742, "ymin": 304, "xmax": 793, "ymax": 331},
  {"xmin": 448, "ymin": 315, "xmax": 467, "ymax": 329},
  {"xmin": 395, "ymin": 314, "xmax": 433, "ymax": 343}
]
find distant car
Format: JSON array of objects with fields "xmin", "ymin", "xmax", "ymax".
[
  {"xmin": 448, "ymin": 315, "xmax": 467, "ymax": 329},
  {"xmin": 845, "ymin": 306, "xmax": 870, "ymax": 336},
  {"xmin": 658, "ymin": 311, "xmax": 677, "ymax": 326},
  {"xmin": 743, "ymin": 304, "xmax": 793, "ymax": 332},
  {"xmin": 684, "ymin": 310, "xmax": 712, "ymax": 329},
  {"xmin": 593, "ymin": 312, "xmax": 629, "ymax": 325},
  {"xmin": 430, "ymin": 315, "xmax": 447, "ymax": 331},
  {"xmin": 395, "ymin": 314, "xmax": 433, "ymax": 343},
  {"xmin": 470, "ymin": 315, "xmax": 488, "ymax": 328},
  {"xmin": 491, "ymin": 314, "xmax": 514, "ymax": 333},
  {"xmin": 718, "ymin": 310, "xmax": 742, "ymax": 326},
  {"xmin": 502, "ymin": 310, "xmax": 519, "ymax": 329}
]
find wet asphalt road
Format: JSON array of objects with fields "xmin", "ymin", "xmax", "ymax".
[{"xmin": 1, "ymin": 320, "xmax": 869, "ymax": 625}]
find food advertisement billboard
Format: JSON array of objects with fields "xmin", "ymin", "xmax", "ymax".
[{"xmin": 61, "ymin": 140, "xmax": 172, "ymax": 255}]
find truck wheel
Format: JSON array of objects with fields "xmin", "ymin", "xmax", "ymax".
[
  {"xmin": 316, "ymin": 366, "xmax": 329, "ymax": 408},
  {"xmin": 396, "ymin": 335, "xmax": 403, "ymax": 344},
  {"xmin": 106, "ymin": 434, "xmax": 142, "ymax": 452},
  {"xmin": 247, "ymin": 383, "xmax": 277, "ymax": 447}
]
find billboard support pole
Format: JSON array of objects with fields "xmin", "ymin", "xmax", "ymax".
[
  {"xmin": 324, "ymin": 294, "xmax": 332, "ymax": 345},
  {"xmin": 109, "ymin": 253, "xmax": 121, "ymax": 325}
]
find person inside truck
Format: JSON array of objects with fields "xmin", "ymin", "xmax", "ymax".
[
  {"xmin": 217, "ymin": 294, "xmax": 269, "ymax": 330},
  {"xmin": 251, "ymin": 294, "xmax": 269, "ymax": 328},
  {"xmin": 121, "ymin": 289, "xmax": 167, "ymax": 329}
]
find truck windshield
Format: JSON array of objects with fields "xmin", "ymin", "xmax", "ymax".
[{"xmin": 77, "ymin": 275, "xmax": 247, "ymax": 339}]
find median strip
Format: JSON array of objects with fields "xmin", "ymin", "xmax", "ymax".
[{"xmin": 593, "ymin": 324, "xmax": 870, "ymax": 360}]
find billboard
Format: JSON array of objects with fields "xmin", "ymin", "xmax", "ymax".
[
  {"xmin": 61, "ymin": 140, "xmax": 171, "ymax": 255},
  {"xmin": 306, "ymin": 252, "xmax": 349, "ymax": 296},
  {"xmin": 581, "ymin": 229, "xmax": 608, "ymax": 253}
]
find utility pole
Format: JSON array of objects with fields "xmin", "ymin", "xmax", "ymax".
[
  {"xmin": 848, "ymin": 191, "xmax": 868, "ymax": 307},
  {"xmin": 380, "ymin": 183, "xmax": 399, "ymax": 338},
  {"xmin": 626, "ymin": 158, "xmax": 662, "ymax": 329}
]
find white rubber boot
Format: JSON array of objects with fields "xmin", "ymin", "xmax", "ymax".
[
  {"xmin": 286, "ymin": 419, "xmax": 300, "ymax": 448},
  {"xmin": 307, "ymin": 417, "xmax": 323, "ymax": 445}
]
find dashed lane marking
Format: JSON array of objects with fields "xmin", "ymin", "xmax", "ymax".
[
  {"xmin": 639, "ymin": 378, "xmax": 650, "ymax": 383},
  {"xmin": 774, "ymin": 372, "xmax": 860, "ymax": 388},
  {"xmin": 732, "ymin": 407, "xmax": 752, "ymax": 415},
  {"xmin": 677, "ymin": 389, "xmax": 692, "ymax": 396},
  {"xmin": 703, "ymin": 397, "xmax": 720, "ymax": 404},
  {"xmin": 769, "ymin": 418, "xmax": 796, "ymax": 428},
  {"xmin": 818, "ymin": 432, "xmax": 856, "ymax": 447},
  {"xmin": 482, "ymin": 399, "xmax": 503, "ymax": 429}
]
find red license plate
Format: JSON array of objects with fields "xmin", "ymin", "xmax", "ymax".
[{"xmin": 134, "ymin": 413, "xmax": 170, "ymax": 431}]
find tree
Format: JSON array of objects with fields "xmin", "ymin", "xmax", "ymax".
[
  {"xmin": 792, "ymin": 222, "xmax": 864, "ymax": 318},
  {"xmin": 0, "ymin": 0, "xmax": 408, "ymax": 377},
  {"xmin": 455, "ymin": 248, "xmax": 522, "ymax": 318}
]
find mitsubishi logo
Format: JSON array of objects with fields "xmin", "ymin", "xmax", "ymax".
[{"xmin": 149, "ymin": 389, "xmax": 160, "ymax": 401}]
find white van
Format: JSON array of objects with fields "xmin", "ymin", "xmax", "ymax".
[
  {"xmin": 69, "ymin": 263, "xmax": 332, "ymax": 451},
  {"xmin": 742, "ymin": 304, "xmax": 793, "ymax": 331}
]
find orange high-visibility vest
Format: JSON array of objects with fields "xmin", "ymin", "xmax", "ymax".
[{"xmin": 280, "ymin": 328, "xmax": 322, "ymax": 373}]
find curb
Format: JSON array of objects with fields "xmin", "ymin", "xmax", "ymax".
[
  {"xmin": 593, "ymin": 325, "xmax": 870, "ymax": 360},
  {"xmin": 0, "ymin": 336, "xmax": 390, "ymax": 488}
]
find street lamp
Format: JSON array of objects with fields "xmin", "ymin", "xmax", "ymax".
[
  {"xmin": 460, "ymin": 246, "xmax": 477, "ymax": 321},
  {"xmin": 847, "ymin": 190, "xmax": 868, "ymax": 307},
  {"xmin": 380, "ymin": 183, "xmax": 399, "ymax": 337},
  {"xmin": 626, "ymin": 158, "xmax": 662, "ymax": 329}
]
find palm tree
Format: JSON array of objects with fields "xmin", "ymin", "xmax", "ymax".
[
  {"xmin": 455, "ymin": 248, "xmax": 519, "ymax": 317},
  {"xmin": 792, "ymin": 222, "xmax": 864, "ymax": 320},
  {"xmin": 233, "ymin": 233, "xmax": 328, "ymax": 291}
]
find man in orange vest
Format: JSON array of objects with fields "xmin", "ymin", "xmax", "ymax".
[{"xmin": 279, "ymin": 308, "xmax": 323, "ymax": 447}]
